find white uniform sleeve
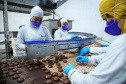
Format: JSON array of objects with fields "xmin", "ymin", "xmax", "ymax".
[
  {"xmin": 68, "ymin": 69, "xmax": 89, "ymax": 84},
  {"xmin": 54, "ymin": 30, "xmax": 71, "ymax": 40},
  {"xmin": 16, "ymin": 28, "xmax": 25, "ymax": 51},
  {"xmin": 88, "ymin": 53, "xmax": 105, "ymax": 65},
  {"xmin": 90, "ymin": 47, "xmax": 108, "ymax": 54},
  {"xmin": 44, "ymin": 27, "xmax": 53, "ymax": 40}
]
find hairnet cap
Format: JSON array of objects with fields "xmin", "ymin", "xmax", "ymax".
[
  {"xmin": 99, "ymin": 0, "xmax": 126, "ymax": 20},
  {"xmin": 30, "ymin": 6, "xmax": 43, "ymax": 17},
  {"xmin": 60, "ymin": 18, "xmax": 68, "ymax": 27}
]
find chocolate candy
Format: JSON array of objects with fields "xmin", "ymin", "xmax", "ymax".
[
  {"xmin": 45, "ymin": 74, "xmax": 52, "ymax": 79},
  {"xmin": 12, "ymin": 74, "xmax": 19, "ymax": 79},
  {"xmin": 45, "ymin": 79, "xmax": 53, "ymax": 84},
  {"xmin": 17, "ymin": 77, "xmax": 24, "ymax": 83},
  {"xmin": 53, "ymin": 76, "xmax": 59, "ymax": 81}
]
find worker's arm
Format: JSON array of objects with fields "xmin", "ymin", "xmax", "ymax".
[
  {"xmin": 90, "ymin": 47, "xmax": 109, "ymax": 54},
  {"xmin": 54, "ymin": 30, "xmax": 71, "ymax": 40},
  {"xmin": 68, "ymin": 69, "xmax": 89, "ymax": 84},
  {"xmin": 43, "ymin": 26, "xmax": 53, "ymax": 40},
  {"xmin": 16, "ymin": 28, "xmax": 25, "ymax": 51},
  {"xmin": 88, "ymin": 53, "xmax": 105, "ymax": 65}
]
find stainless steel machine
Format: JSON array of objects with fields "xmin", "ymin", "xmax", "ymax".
[{"xmin": 25, "ymin": 32, "xmax": 97, "ymax": 60}]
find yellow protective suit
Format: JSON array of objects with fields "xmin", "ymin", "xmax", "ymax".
[{"xmin": 99, "ymin": 0, "xmax": 126, "ymax": 34}]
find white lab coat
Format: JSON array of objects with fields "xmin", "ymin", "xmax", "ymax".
[
  {"xmin": 16, "ymin": 25, "xmax": 53, "ymax": 50},
  {"xmin": 54, "ymin": 28, "xmax": 71, "ymax": 40},
  {"xmin": 16, "ymin": 6, "xmax": 53, "ymax": 51},
  {"xmin": 54, "ymin": 18, "xmax": 71, "ymax": 40},
  {"xmin": 68, "ymin": 33, "xmax": 126, "ymax": 84}
]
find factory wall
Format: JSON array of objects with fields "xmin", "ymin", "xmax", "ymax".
[{"xmin": 54, "ymin": 0, "xmax": 118, "ymax": 43}]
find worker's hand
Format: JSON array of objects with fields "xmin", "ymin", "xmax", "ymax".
[
  {"xmin": 77, "ymin": 47, "xmax": 90, "ymax": 56},
  {"xmin": 71, "ymin": 35, "xmax": 79, "ymax": 39},
  {"xmin": 64, "ymin": 64, "xmax": 76, "ymax": 75},
  {"xmin": 100, "ymin": 44, "xmax": 109, "ymax": 47},
  {"xmin": 75, "ymin": 56, "xmax": 89, "ymax": 62}
]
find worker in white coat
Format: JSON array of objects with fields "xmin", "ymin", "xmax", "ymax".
[
  {"xmin": 16, "ymin": 6, "xmax": 53, "ymax": 51},
  {"xmin": 54, "ymin": 18, "xmax": 79, "ymax": 40},
  {"xmin": 64, "ymin": 0, "xmax": 126, "ymax": 84}
]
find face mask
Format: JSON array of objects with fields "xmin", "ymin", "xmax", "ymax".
[
  {"xmin": 32, "ymin": 20, "xmax": 42, "ymax": 27},
  {"xmin": 105, "ymin": 20, "xmax": 121, "ymax": 35},
  {"xmin": 62, "ymin": 25, "xmax": 68, "ymax": 30}
]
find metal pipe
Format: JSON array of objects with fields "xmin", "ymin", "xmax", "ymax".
[{"xmin": 3, "ymin": 0, "xmax": 10, "ymax": 59}]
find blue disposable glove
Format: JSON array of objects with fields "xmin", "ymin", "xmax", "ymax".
[
  {"xmin": 71, "ymin": 35, "xmax": 79, "ymax": 39},
  {"xmin": 75, "ymin": 56, "xmax": 89, "ymax": 62},
  {"xmin": 100, "ymin": 44, "xmax": 109, "ymax": 47},
  {"xmin": 64, "ymin": 64, "xmax": 76, "ymax": 75},
  {"xmin": 77, "ymin": 47, "xmax": 90, "ymax": 56}
]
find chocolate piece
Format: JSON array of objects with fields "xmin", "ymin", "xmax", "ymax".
[
  {"xmin": 27, "ymin": 65, "xmax": 31, "ymax": 68},
  {"xmin": 8, "ymin": 67, "xmax": 14, "ymax": 70},
  {"xmin": 9, "ymin": 72, "xmax": 15, "ymax": 76},
  {"xmin": 57, "ymin": 66, "xmax": 62, "ymax": 69},
  {"xmin": 41, "ymin": 67, "xmax": 46, "ymax": 71},
  {"xmin": 34, "ymin": 66, "xmax": 39, "ymax": 69},
  {"xmin": 3, "ymin": 70, "xmax": 9, "ymax": 74},
  {"xmin": 58, "ymin": 73, "xmax": 63, "ymax": 77},
  {"xmin": 17, "ymin": 77, "xmax": 24, "ymax": 83},
  {"xmin": 29, "ymin": 67, "xmax": 34, "ymax": 71},
  {"xmin": 59, "ymin": 58, "xmax": 63, "ymax": 61},
  {"xmin": 48, "ymin": 60, "xmax": 52, "ymax": 63},
  {"xmin": 17, "ymin": 60, "xmax": 21, "ymax": 63},
  {"xmin": 45, "ymin": 74, "xmax": 52, "ymax": 79},
  {"xmin": 16, "ymin": 70, "xmax": 22, "ymax": 74},
  {"xmin": 45, "ymin": 79, "xmax": 53, "ymax": 84},
  {"xmin": 64, "ymin": 57, "xmax": 68, "ymax": 59},
  {"xmin": 12, "ymin": 74, "xmax": 19, "ymax": 79},
  {"xmin": 64, "ymin": 79, "xmax": 70, "ymax": 84},
  {"xmin": 13, "ymin": 68, "xmax": 18, "ymax": 72},
  {"xmin": 17, "ymin": 65, "xmax": 22, "ymax": 68},
  {"xmin": 45, "ymin": 70, "xmax": 50, "ymax": 74},
  {"xmin": 2, "ymin": 68, "xmax": 6, "ymax": 71},
  {"xmin": 52, "ymin": 72, "xmax": 58, "ymax": 76},
  {"xmin": 76, "ymin": 60, "xmax": 79, "ymax": 62},
  {"xmin": 56, "ymin": 63, "xmax": 60, "ymax": 66},
  {"xmin": 53, "ymin": 76, "xmax": 59, "ymax": 81},
  {"xmin": 54, "ymin": 60, "xmax": 58, "ymax": 63},
  {"xmin": 84, "ymin": 72, "xmax": 88, "ymax": 74},
  {"xmin": 58, "ymin": 68, "xmax": 63, "ymax": 72},
  {"xmin": 49, "ymin": 62, "xmax": 54, "ymax": 65},
  {"xmin": 8, "ymin": 64, "xmax": 13, "ymax": 67},
  {"xmin": 24, "ymin": 63, "xmax": 28, "ymax": 66},
  {"xmin": 48, "ymin": 65, "xmax": 53, "ymax": 68},
  {"xmin": 40, "ymin": 64, "xmax": 45, "ymax": 68},
  {"xmin": 14, "ymin": 63, "xmax": 18, "ymax": 66},
  {"xmin": 2, "ymin": 74, "xmax": 7, "ymax": 78},
  {"xmin": 21, "ymin": 62, "xmax": 25, "ymax": 64},
  {"xmin": 63, "ymin": 60, "xmax": 67, "ymax": 63},
  {"xmin": 25, "ymin": 60, "xmax": 30, "ymax": 63},
  {"xmin": 25, "ymin": 81, "xmax": 34, "ymax": 84},
  {"xmin": 63, "ymin": 76, "xmax": 68, "ymax": 80}
]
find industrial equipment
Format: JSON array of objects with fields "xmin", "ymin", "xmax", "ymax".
[{"xmin": 25, "ymin": 32, "xmax": 97, "ymax": 60}]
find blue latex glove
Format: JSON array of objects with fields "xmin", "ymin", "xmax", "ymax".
[
  {"xmin": 75, "ymin": 56, "xmax": 89, "ymax": 62},
  {"xmin": 77, "ymin": 47, "xmax": 90, "ymax": 56},
  {"xmin": 71, "ymin": 35, "xmax": 79, "ymax": 39},
  {"xmin": 64, "ymin": 64, "xmax": 76, "ymax": 75},
  {"xmin": 101, "ymin": 44, "xmax": 109, "ymax": 47}
]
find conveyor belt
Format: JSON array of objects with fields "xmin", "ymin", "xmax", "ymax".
[{"xmin": 25, "ymin": 32, "xmax": 97, "ymax": 60}]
